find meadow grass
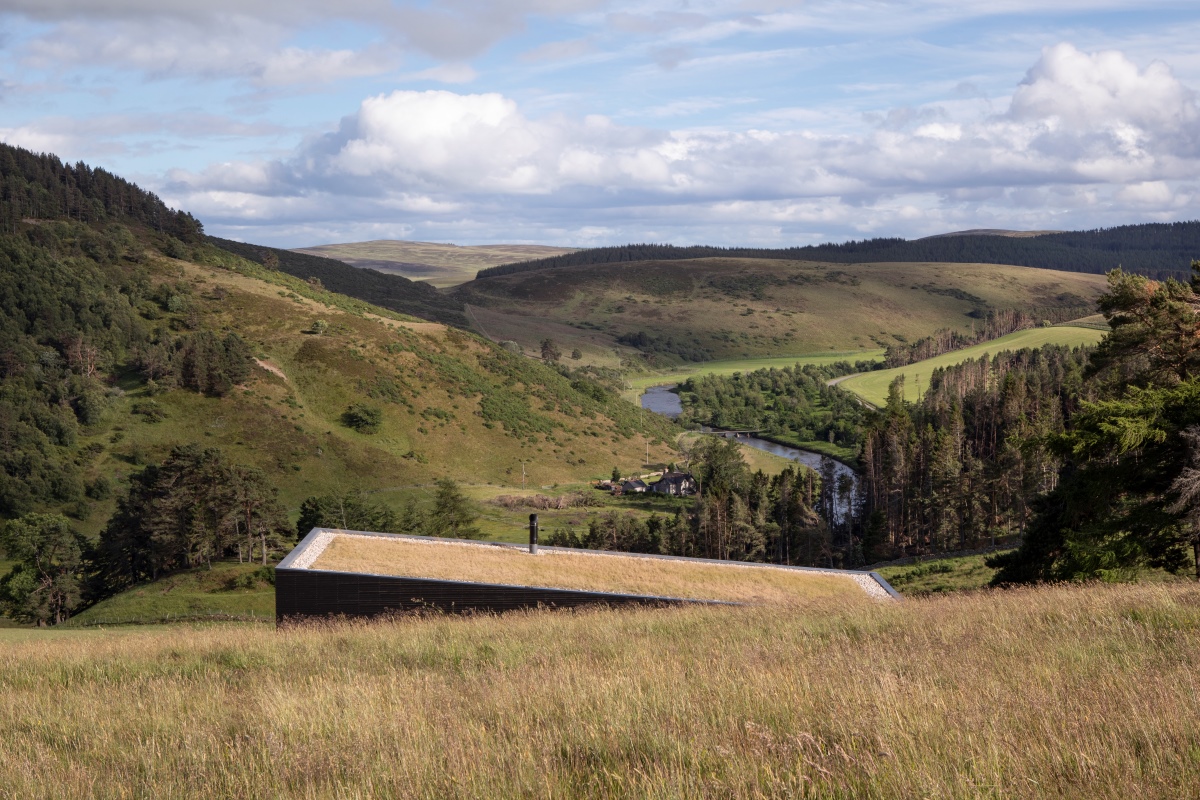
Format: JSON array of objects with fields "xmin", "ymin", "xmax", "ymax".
[
  {"xmin": 876, "ymin": 552, "xmax": 1006, "ymax": 596},
  {"xmin": 838, "ymin": 326, "xmax": 1105, "ymax": 407},
  {"xmin": 61, "ymin": 562, "xmax": 276, "ymax": 627},
  {"xmin": 2, "ymin": 582, "xmax": 1199, "ymax": 798},
  {"xmin": 370, "ymin": 482, "xmax": 693, "ymax": 544},
  {"xmin": 312, "ymin": 534, "xmax": 868, "ymax": 603}
]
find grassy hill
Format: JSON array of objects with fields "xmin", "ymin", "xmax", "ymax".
[
  {"xmin": 837, "ymin": 324, "xmax": 1105, "ymax": 407},
  {"xmin": 2, "ymin": 581, "xmax": 1198, "ymax": 797},
  {"xmin": 76, "ymin": 247, "xmax": 676, "ymax": 532},
  {"xmin": 294, "ymin": 240, "xmax": 576, "ymax": 288},
  {"xmin": 456, "ymin": 258, "xmax": 1106, "ymax": 364}
]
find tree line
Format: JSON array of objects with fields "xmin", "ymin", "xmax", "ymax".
[
  {"xmin": 476, "ymin": 222, "xmax": 1200, "ymax": 282},
  {"xmin": 858, "ymin": 345, "xmax": 1091, "ymax": 562},
  {"xmin": 0, "ymin": 444, "xmax": 490, "ymax": 625},
  {"xmin": 0, "ymin": 142, "xmax": 202, "ymax": 240},
  {"xmin": 992, "ymin": 263, "xmax": 1200, "ymax": 583}
]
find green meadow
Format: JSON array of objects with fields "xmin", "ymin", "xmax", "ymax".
[
  {"xmin": 624, "ymin": 351, "xmax": 886, "ymax": 400},
  {"xmin": 837, "ymin": 325, "xmax": 1105, "ymax": 407}
]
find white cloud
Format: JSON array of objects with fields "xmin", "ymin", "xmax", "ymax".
[
  {"xmin": 519, "ymin": 38, "xmax": 595, "ymax": 64},
  {"xmin": 401, "ymin": 64, "xmax": 479, "ymax": 84},
  {"xmin": 163, "ymin": 43, "xmax": 1200, "ymax": 245}
]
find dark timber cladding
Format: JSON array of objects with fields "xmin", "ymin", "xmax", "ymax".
[{"xmin": 275, "ymin": 568, "xmax": 707, "ymax": 623}]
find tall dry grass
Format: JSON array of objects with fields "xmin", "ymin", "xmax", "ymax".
[
  {"xmin": 313, "ymin": 533, "xmax": 867, "ymax": 603},
  {"xmin": 2, "ymin": 582, "xmax": 1199, "ymax": 798}
]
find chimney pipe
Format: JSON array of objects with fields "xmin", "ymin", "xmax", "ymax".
[{"xmin": 529, "ymin": 513, "xmax": 539, "ymax": 555}]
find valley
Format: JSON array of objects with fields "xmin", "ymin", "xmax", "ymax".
[{"xmin": 293, "ymin": 240, "xmax": 576, "ymax": 288}]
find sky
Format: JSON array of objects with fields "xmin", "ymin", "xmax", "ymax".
[{"xmin": 1, "ymin": 1, "xmax": 1199, "ymax": 248}]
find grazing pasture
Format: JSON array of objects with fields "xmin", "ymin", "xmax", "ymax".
[{"xmin": 837, "ymin": 325, "xmax": 1105, "ymax": 407}]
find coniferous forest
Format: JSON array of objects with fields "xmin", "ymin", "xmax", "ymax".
[{"xmin": 674, "ymin": 262, "xmax": 1200, "ymax": 581}]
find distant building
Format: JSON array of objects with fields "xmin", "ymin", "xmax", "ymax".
[
  {"xmin": 622, "ymin": 479, "xmax": 648, "ymax": 494},
  {"xmin": 652, "ymin": 471, "xmax": 698, "ymax": 496}
]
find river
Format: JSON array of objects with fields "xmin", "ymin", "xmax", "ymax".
[{"xmin": 640, "ymin": 384, "xmax": 859, "ymax": 522}]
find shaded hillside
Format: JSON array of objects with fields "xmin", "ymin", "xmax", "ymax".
[
  {"xmin": 457, "ymin": 257, "xmax": 1106, "ymax": 363},
  {"xmin": 208, "ymin": 237, "xmax": 467, "ymax": 328},
  {"xmin": 479, "ymin": 221, "xmax": 1200, "ymax": 281}
]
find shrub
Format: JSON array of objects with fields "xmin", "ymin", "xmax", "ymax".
[{"xmin": 342, "ymin": 403, "xmax": 383, "ymax": 434}]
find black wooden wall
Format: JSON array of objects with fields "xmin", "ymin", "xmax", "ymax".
[{"xmin": 275, "ymin": 568, "xmax": 712, "ymax": 624}]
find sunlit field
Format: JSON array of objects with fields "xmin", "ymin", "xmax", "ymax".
[
  {"xmin": 838, "ymin": 325, "xmax": 1105, "ymax": 407},
  {"xmin": 3, "ymin": 582, "xmax": 1198, "ymax": 798}
]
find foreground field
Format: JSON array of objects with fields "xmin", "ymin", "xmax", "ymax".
[
  {"xmin": 3, "ymin": 582, "xmax": 1199, "ymax": 798},
  {"xmin": 838, "ymin": 325, "xmax": 1105, "ymax": 407},
  {"xmin": 312, "ymin": 534, "xmax": 872, "ymax": 603}
]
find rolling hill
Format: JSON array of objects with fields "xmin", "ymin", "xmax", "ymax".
[
  {"xmin": 455, "ymin": 257, "xmax": 1107, "ymax": 365},
  {"xmin": 293, "ymin": 240, "xmax": 576, "ymax": 288},
  {"xmin": 480, "ymin": 221, "xmax": 1200, "ymax": 280}
]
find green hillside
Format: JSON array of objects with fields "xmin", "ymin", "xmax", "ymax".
[
  {"xmin": 294, "ymin": 240, "xmax": 576, "ymax": 288},
  {"xmin": 838, "ymin": 325, "xmax": 1105, "ymax": 407},
  {"xmin": 456, "ymin": 257, "xmax": 1105, "ymax": 363},
  {"xmin": 0, "ymin": 144, "xmax": 677, "ymax": 548}
]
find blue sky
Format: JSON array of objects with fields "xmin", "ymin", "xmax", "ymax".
[{"xmin": 1, "ymin": 1, "xmax": 1198, "ymax": 248}]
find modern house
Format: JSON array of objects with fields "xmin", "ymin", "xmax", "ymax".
[
  {"xmin": 273, "ymin": 528, "xmax": 900, "ymax": 624},
  {"xmin": 652, "ymin": 471, "xmax": 698, "ymax": 496}
]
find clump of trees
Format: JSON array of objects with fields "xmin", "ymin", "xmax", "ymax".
[
  {"xmin": 857, "ymin": 344, "xmax": 1090, "ymax": 562},
  {"xmin": 136, "ymin": 331, "xmax": 253, "ymax": 396},
  {"xmin": 0, "ymin": 513, "xmax": 85, "ymax": 626},
  {"xmin": 0, "ymin": 445, "xmax": 292, "ymax": 625},
  {"xmin": 97, "ymin": 445, "xmax": 292, "ymax": 591},
  {"xmin": 296, "ymin": 479, "xmax": 481, "ymax": 540},
  {"xmin": 992, "ymin": 264, "xmax": 1200, "ymax": 583},
  {"xmin": 678, "ymin": 363, "xmax": 866, "ymax": 449},
  {"xmin": 342, "ymin": 403, "xmax": 383, "ymax": 433}
]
